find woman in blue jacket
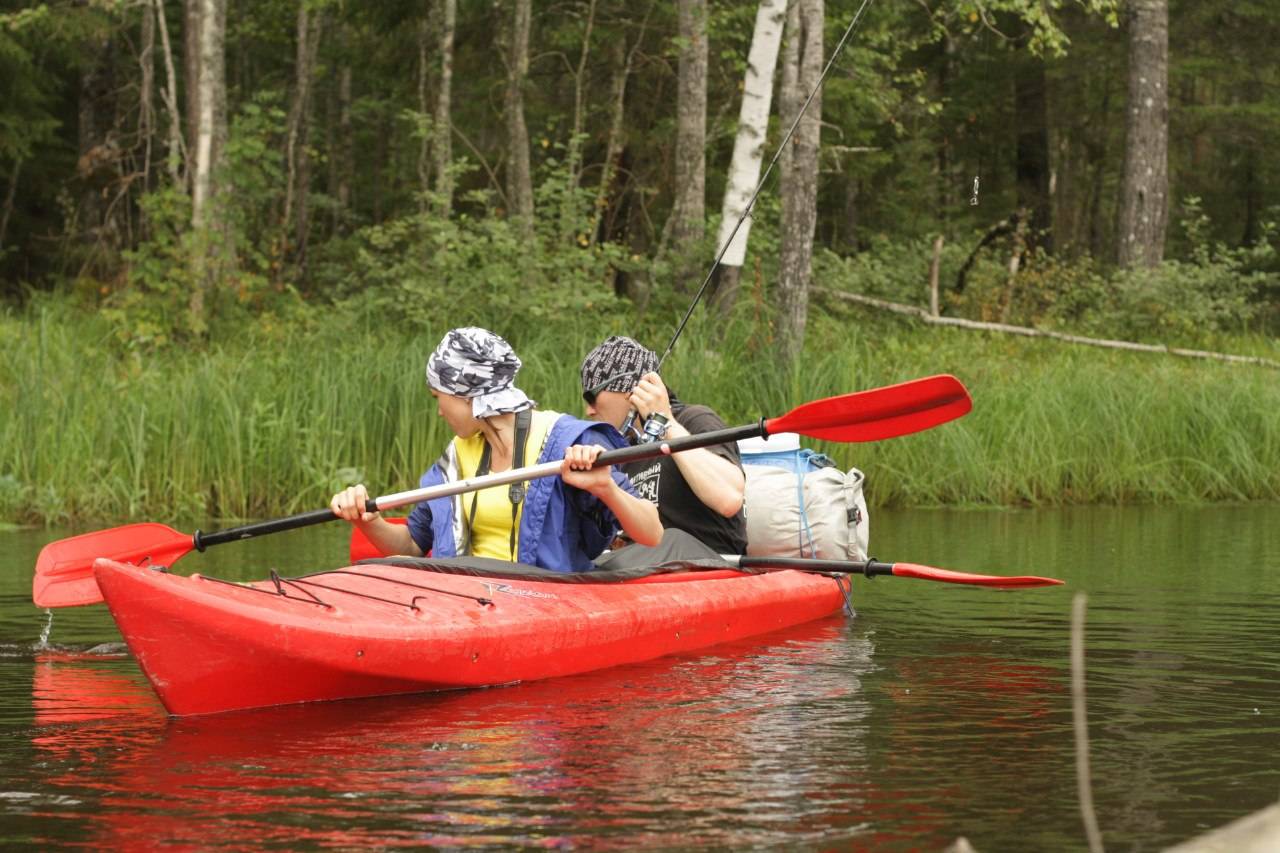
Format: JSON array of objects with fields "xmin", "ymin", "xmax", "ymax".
[{"xmin": 330, "ymin": 327, "xmax": 661, "ymax": 571}]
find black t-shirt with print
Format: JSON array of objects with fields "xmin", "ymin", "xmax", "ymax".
[{"xmin": 622, "ymin": 402, "xmax": 749, "ymax": 555}]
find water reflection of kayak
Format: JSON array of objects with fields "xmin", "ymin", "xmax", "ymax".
[
  {"xmin": 94, "ymin": 555, "xmax": 849, "ymax": 716},
  {"xmin": 32, "ymin": 649, "xmax": 163, "ymax": 728},
  {"xmin": 29, "ymin": 618, "xmax": 894, "ymax": 849}
]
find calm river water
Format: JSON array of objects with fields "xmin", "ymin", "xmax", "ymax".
[{"xmin": 2, "ymin": 505, "xmax": 1278, "ymax": 850}]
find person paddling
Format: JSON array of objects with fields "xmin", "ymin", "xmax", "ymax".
[
  {"xmin": 331, "ymin": 327, "xmax": 661, "ymax": 571},
  {"xmin": 580, "ymin": 336, "xmax": 747, "ymax": 562}
]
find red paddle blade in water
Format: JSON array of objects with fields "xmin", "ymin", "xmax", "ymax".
[
  {"xmin": 32, "ymin": 523, "xmax": 194, "ymax": 608},
  {"xmin": 766, "ymin": 374, "xmax": 972, "ymax": 443},
  {"xmin": 890, "ymin": 563, "xmax": 1064, "ymax": 589}
]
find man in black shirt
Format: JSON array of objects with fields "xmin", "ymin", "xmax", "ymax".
[{"xmin": 579, "ymin": 336, "xmax": 748, "ymax": 557}]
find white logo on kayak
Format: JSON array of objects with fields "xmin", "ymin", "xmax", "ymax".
[{"xmin": 482, "ymin": 582, "xmax": 558, "ymax": 600}]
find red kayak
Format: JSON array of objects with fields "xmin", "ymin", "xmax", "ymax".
[{"xmin": 94, "ymin": 556, "xmax": 848, "ymax": 716}]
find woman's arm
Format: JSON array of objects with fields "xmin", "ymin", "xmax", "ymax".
[
  {"xmin": 561, "ymin": 445, "xmax": 663, "ymax": 546},
  {"xmin": 330, "ymin": 484, "xmax": 425, "ymax": 557}
]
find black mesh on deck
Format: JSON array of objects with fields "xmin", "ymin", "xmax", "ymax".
[{"xmin": 355, "ymin": 554, "xmax": 736, "ymax": 585}]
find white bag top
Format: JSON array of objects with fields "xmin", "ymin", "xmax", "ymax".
[{"xmin": 738, "ymin": 431, "xmax": 800, "ymax": 454}]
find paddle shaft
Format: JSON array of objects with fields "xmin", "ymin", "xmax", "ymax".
[
  {"xmin": 730, "ymin": 555, "xmax": 896, "ymax": 577},
  {"xmin": 722, "ymin": 555, "xmax": 1063, "ymax": 588},
  {"xmin": 194, "ymin": 421, "xmax": 768, "ymax": 552}
]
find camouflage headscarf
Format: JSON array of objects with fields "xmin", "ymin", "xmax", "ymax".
[{"xmin": 426, "ymin": 327, "xmax": 535, "ymax": 418}]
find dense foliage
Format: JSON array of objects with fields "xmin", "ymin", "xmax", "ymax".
[
  {"xmin": 1, "ymin": 0, "xmax": 1277, "ymax": 521},
  {"xmin": 0, "ymin": 0, "xmax": 1276, "ymax": 347}
]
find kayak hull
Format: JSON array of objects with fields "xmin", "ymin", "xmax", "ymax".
[{"xmin": 94, "ymin": 559, "xmax": 847, "ymax": 716}]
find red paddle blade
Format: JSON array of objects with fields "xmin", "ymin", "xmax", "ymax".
[
  {"xmin": 33, "ymin": 523, "xmax": 195, "ymax": 608},
  {"xmin": 766, "ymin": 374, "xmax": 972, "ymax": 442},
  {"xmin": 891, "ymin": 562, "xmax": 1064, "ymax": 589}
]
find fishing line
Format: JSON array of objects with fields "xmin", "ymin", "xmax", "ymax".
[{"xmin": 618, "ymin": 0, "xmax": 875, "ymax": 441}]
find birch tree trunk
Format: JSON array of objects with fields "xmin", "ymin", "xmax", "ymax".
[
  {"xmin": 776, "ymin": 0, "xmax": 822, "ymax": 362},
  {"xmin": 1116, "ymin": 0, "xmax": 1169, "ymax": 267},
  {"xmin": 434, "ymin": 0, "xmax": 456, "ymax": 215},
  {"xmin": 711, "ymin": 0, "xmax": 785, "ymax": 316},
  {"xmin": 505, "ymin": 0, "xmax": 534, "ymax": 236},
  {"xmin": 154, "ymin": 0, "xmax": 185, "ymax": 183},
  {"xmin": 190, "ymin": 0, "xmax": 227, "ymax": 329},
  {"xmin": 659, "ymin": 0, "xmax": 707, "ymax": 288}
]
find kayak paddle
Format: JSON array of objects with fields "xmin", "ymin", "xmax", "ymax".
[
  {"xmin": 33, "ymin": 373, "xmax": 971, "ymax": 608},
  {"xmin": 724, "ymin": 555, "xmax": 1063, "ymax": 589}
]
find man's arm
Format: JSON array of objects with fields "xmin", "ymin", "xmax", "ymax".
[{"xmin": 629, "ymin": 373, "xmax": 745, "ymax": 518}]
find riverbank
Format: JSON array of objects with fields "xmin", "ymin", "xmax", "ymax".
[{"xmin": 3, "ymin": 294, "xmax": 1278, "ymax": 524}]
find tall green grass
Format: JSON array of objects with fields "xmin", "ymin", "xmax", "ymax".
[{"xmin": 2, "ymin": 296, "xmax": 1278, "ymax": 524}]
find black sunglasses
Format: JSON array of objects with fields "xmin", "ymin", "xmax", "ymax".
[{"xmin": 582, "ymin": 372, "xmax": 637, "ymax": 406}]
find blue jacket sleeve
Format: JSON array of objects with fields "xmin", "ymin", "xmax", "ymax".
[
  {"xmin": 569, "ymin": 424, "xmax": 638, "ymax": 549},
  {"xmin": 405, "ymin": 468, "xmax": 439, "ymax": 555}
]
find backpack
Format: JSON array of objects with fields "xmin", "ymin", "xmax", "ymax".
[{"xmin": 738, "ymin": 433, "xmax": 870, "ymax": 562}]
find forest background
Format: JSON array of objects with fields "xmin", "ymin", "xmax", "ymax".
[{"xmin": 1, "ymin": 0, "xmax": 1278, "ymax": 526}]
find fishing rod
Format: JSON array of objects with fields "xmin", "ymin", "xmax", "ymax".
[{"xmin": 622, "ymin": 0, "xmax": 876, "ymax": 441}]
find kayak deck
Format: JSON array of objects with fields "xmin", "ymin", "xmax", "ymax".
[{"xmin": 95, "ymin": 558, "xmax": 848, "ymax": 716}]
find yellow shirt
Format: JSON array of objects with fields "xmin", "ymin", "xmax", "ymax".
[{"xmin": 452, "ymin": 410, "xmax": 556, "ymax": 561}]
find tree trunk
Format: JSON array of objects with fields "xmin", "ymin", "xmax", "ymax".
[
  {"xmin": 330, "ymin": 21, "xmax": 353, "ymax": 232},
  {"xmin": 935, "ymin": 30, "xmax": 956, "ymax": 225},
  {"xmin": 184, "ymin": 0, "xmax": 201, "ymax": 190},
  {"xmin": 154, "ymin": 0, "xmax": 185, "ymax": 183},
  {"xmin": 591, "ymin": 9, "xmax": 650, "ymax": 249},
  {"xmin": 434, "ymin": 0, "xmax": 456, "ymax": 216},
  {"xmin": 295, "ymin": 14, "xmax": 320, "ymax": 281},
  {"xmin": 776, "ymin": 0, "xmax": 822, "ymax": 363},
  {"xmin": 711, "ymin": 0, "xmax": 785, "ymax": 316},
  {"xmin": 778, "ymin": 0, "xmax": 800, "ymax": 178},
  {"xmin": 0, "ymin": 159, "xmax": 21, "ymax": 254},
  {"xmin": 566, "ymin": 0, "xmax": 598, "ymax": 202},
  {"xmin": 505, "ymin": 0, "xmax": 534, "ymax": 236},
  {"xmin": 1014, "ymin": 50, "xmax": 1052, "ymax": 253},
  {"xmin": 284, "ymin": 2, "xmax": 322, "ymax": 272},
  {"xmin": 190, "ymin": 0, "xmax": 227, "ymax": 329},
  {"xmin": 659, "ymin": 0, "xmax": 708, "ymax": 287},
  {"xmin": 416, "ymin": 15, "xmax": 432, "ymax": 206},
  {"xmin": 1085, "ymin": 72, "xmax": 1116, "ymax": 259},
  {"xmin": 1116, "ymin": 0, "xmax": 1168, "ymax": 268},
  {"xmin": 139, "ymin": 0, "xmax": 156, "ymax": 192},
  {"xmin": 841, "ymin": 178, "xmax": 859, "ymax": 251},
  {"xmin": 76, "ymin": 31, "xmax": 114, "ymax": 247}
]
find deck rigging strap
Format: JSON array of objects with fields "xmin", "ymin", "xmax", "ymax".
[{"xmin": 200, "ymin": 568, "xmax": 495, "ymax": 609}]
